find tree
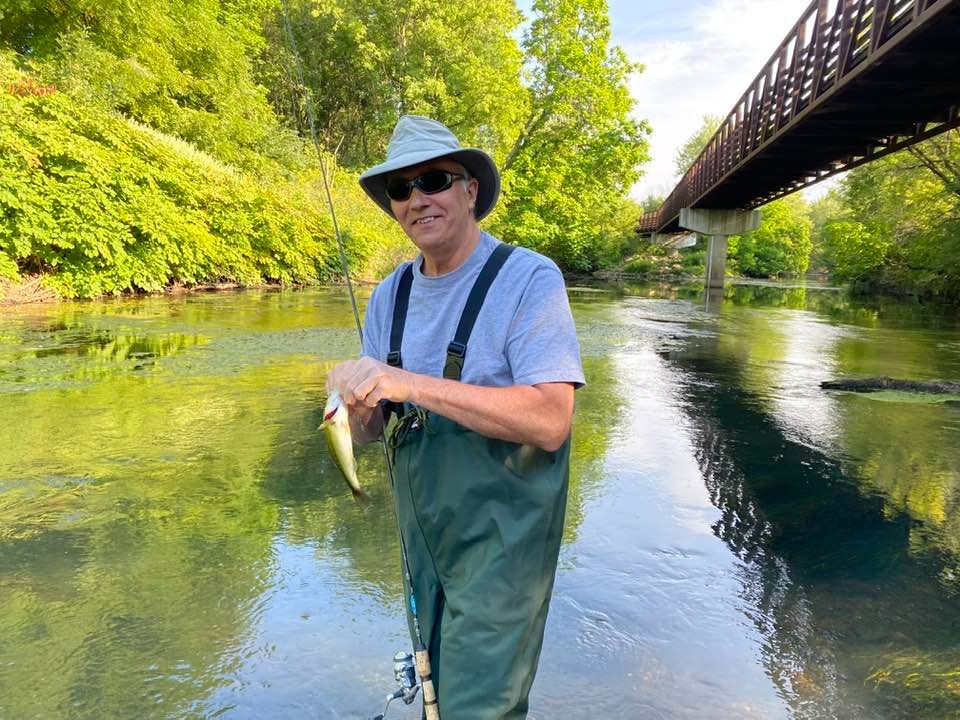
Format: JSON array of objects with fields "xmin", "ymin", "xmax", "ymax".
[
  {"xmin": 1, "ymin": 0, "xmax": 295, "ymax": 171},
  {"xmin": 819, "ymin": 129, "xmax": 960, "ymax": 297},
  {"xmin": 728, "ymin": 194, "xmax": 812, "ymax": 277},
  {"xmin": 492, "ymin": 0, "xmax": 650, "ymax": 271},
  {"xmin": 259, "ymin": 0, "xmax": 527, "ymax": 167},
  {"xmin": 674, "ymin": 114, "xmax": 721, "ymax": 177},
  {"xmin": 640, "ymin": 193, "xmax": 664, "ymax": 212},
  {"xmin": 808, "ymin": 188, "xmax": 846, "ymax": 273}
]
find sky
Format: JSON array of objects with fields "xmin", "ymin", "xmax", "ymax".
[{"xmin": 518, "ymin": 0, "xmax": 822, "ymax": 202}]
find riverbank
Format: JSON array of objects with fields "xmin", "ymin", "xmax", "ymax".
[{"xmin": 0, "ymin": 54, "xmax": 410, "ymax": 302}]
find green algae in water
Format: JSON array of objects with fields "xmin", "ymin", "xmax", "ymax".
[
  {"xmin": 839, "ymin": 390, "xmax": 960, "ymax": 405},
  {"xmin": 867, "ymin": 652, "xmax": 960, "ymax": 717}
]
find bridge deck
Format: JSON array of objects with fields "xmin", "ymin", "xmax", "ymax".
[{"xmin": 640, "ymin": 0, "xmax": 960, "ymax": 235}]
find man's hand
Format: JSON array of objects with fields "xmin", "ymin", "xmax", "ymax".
[
  {"xmin": 326, "ymin": 357, "xmax": 419, "ymax": 444},
  {"xmin": 327, "ymin": 356, "xmax": 418, "ymax": 413}
]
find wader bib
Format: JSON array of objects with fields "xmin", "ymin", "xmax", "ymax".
[{"xmin": 386, "ymin": 244, "xmax": 570, "ymax": 720}]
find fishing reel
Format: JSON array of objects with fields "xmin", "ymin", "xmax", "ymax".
[{"xmin": 370, "ymin": 651, "xmax": 420, "ymax": 720}]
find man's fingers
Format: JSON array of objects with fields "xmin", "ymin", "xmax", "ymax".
[
  {"xmin": 340, "ymin": 364, "xmax": 373, "ymax": 405},
  {"xmin": 327, "ymin": 358, "xmax": 400, "ymax": 406},
  {"xmin": 363, "ymin": 384, "xmax": 385, "ymax": 408},
  {"xmin": 326, "ymin": 360, "xmax": 358, "ymax": 393},
  {"xmin": 352, "ymin": 374, "xmax": 382, "ymax": 407}
]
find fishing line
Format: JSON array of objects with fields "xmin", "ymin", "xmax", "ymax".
[
  {"xmin": 278, "ymin": 1, "xmax": 361, "ymax": 338},
  {"xmin": 278, "ymin": 4, "xmax": 439, "ymax": 718}
]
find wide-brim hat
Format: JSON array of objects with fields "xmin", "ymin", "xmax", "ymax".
[{"xmin": 359, "ymin": 115, "xmax": 500, "ymax": 221}]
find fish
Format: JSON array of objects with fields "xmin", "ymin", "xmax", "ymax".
[{"xmin": 319, "ymin": 391, "xmax": 368, "ymax": 502}]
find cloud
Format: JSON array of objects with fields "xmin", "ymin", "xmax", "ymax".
[{"xmin": 623, "ymin": 0, "xmax": 812, "ymax": 200}]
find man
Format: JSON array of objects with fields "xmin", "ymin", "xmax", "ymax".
[{"xmin": 326, "ymin": 115, "xmax": 584, "ymax": 719}]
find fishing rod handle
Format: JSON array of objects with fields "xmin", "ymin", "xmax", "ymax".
[{"xmin": 415, "ymin": 649, "xmax": 440, "ymax": 720}]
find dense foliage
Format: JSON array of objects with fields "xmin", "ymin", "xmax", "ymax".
[
  {"xmin": 489, "ymin": 0, "xmax": 650, "ymax": 271},
  {"xmin": 812, "ymin": 130, "xmax": 960, "ymax": 300},
  {"xmin": 0, "ymin": 50, "xmax": 412, "ymax": 298},
  {"xmin": 0, "ymin": 0, "xmax": 297, "ymax": 172},
  {"xmin": 260, "ymin": 0, "xmax": 528, "ymax": 168},
  {"xmin": 729, "ymin": 195, "xmax": 812, "ymax": 278},
  {"xmin": 0, "ymin": 68, "xmax": 327, "ymax": 297},
  {"xmin": 0, "ymin": 0, "xmax": 650, "ymax": 298}
]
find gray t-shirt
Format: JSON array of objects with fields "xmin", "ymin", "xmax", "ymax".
[{"xmin": 362, "ymin": 231, "xmax": 585, "ymax": 388}]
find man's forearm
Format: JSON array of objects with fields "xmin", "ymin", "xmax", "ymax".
[
  {"xmin": 409, "ymin": 374, "xmax": 573, "ymax": 452},
  {"xmin": 329, "ymin": 357, "xmax": 574, "ymax": 451}
]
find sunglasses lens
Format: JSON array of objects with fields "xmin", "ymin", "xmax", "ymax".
[
  {"xmin": 386, "ymin": 178, "xmax": 412, "ymax": 201},
  {"xmin": 386, "ymin": 170, "xmax": 461, "ymax": 202},
  {"xmin": 417, "ymin": 170, "xmax": 453, "ymax": 194}
]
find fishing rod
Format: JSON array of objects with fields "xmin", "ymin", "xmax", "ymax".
[{"xmin": 278, "ymin": 5, "xmax": 439, "ymax": 719}]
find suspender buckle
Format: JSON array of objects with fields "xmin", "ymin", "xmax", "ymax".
[
  {"xmin": 387, "ymin": 350, "xmax": 402, "ymax": 367},
  {"xmin": 443, "ymin": 342, "xmax": 467, "ymax": 381}
]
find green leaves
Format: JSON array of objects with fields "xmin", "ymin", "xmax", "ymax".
[
  {"xmin": 262, "ymin": 0, "xmax": 527, "ymax": 168},
  {"xmin": 812, "ymin": 130, "xmax": 960, "ymax": 299},
  {"xmin": 492, "ymin": 0, "xmax": 650, "ymax": 271},
  {"xmin": 674, "ymin": 115, "xmax": 721, "ymax": 178},
  {"xmin": 729, "ymin": 196, "xmax": 813, "ymax": 278},
  {"xmin": 0, "ymin": 81, "xmax": 344, "ymax": 298}
]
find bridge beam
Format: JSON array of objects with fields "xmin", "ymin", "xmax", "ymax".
[{"xmin": 679, "ymin": 208, "xmax": 761, "ymax": 290}]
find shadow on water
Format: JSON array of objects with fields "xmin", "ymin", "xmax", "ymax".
[{"xmin": 664, "ymin": 337, "xmax": 960, "ymax": 719}]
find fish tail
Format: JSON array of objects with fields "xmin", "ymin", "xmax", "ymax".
[{"xmin": 351, "ymin": 487, "xmax": 370, "ymax": 505}]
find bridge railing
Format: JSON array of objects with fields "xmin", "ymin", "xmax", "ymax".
[{"xmin": 639, "ymin": 0, "xmax": 948, "ymax": 233}]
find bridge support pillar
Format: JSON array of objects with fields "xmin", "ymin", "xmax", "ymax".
[
  {"xmin": 706, "ymin": 235, "xmax": 728, "ymax": 291},
  {"xmin": 679, "ymin": 208, "xmax": 761, "ymax": 289}
]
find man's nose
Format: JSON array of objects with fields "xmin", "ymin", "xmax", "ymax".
[{"xmin": 408, "ymin": 188, "xmax": 430, "ymax": 209}]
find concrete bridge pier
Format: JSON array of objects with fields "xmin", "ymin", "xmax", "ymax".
[{"xmin": 679, "ymin": 208, "xmax": 761, "ymax": 290}]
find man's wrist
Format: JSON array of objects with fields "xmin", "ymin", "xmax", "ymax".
[{"xmin": 406, "ymin": 369, "xmax": 423, "ymax": 406}]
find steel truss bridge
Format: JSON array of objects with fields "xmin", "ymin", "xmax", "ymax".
[{"xmin": 639, "ymin": 0, "xmax": 960, "ymax": 236}]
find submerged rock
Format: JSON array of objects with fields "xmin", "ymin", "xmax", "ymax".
[{"xmin": 821, "ymin": 377, "xmax": 960, "ymax": 395}]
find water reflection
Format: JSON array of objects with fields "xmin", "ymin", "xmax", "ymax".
[
  {"xmin": 666, "ymin": 319, "xmax": 960, "ymax": 718},
  {"xmin": 2, "ymin": 284, "xmax": 959, "ymax": 719},
  {"xmin": 0, "ymin": 288, "xmax": 627, "ymax": 719}
]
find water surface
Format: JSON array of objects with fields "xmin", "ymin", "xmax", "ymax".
[{"xmin": 1, "ymin": 282, "xmax": 958, "ymax": 719}]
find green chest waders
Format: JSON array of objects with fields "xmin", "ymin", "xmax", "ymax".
[{"xmin": 386, "ymin": 244, "xmax": 571, "ymax": 720}]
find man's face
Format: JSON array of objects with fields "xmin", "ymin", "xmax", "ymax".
[{"xmin": 388, "ymin": 158, "xmax": 479, "ymax": 256}]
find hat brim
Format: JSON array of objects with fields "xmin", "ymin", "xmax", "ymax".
[{"xmin": 359, "ymin": 148, "xmax": 500, "ymax": 222}]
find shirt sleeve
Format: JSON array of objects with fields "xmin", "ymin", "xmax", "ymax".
[
  {"xmin": 362, "ymin": 283, "xmax": 385, "ymax": 361},
  {"xmin": 505, "ymin": 264, "xmax": 586, "ymax": 388}
]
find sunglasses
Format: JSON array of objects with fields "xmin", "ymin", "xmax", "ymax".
[{"xmin": 386, "ymin": 169, "xmax": 466, "ymax": 202}]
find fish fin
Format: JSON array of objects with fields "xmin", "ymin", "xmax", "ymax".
[{"xmin": 351, "ymin": 487, "xmax": 370, "ymax": 505}]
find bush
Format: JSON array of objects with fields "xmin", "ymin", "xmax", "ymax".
[
  {"xmin": 0, "ymin": 251, "xmax": 18, "ymax": 280},
  {"xmin": 622, "ymin": 256, "xmax": 654, "ymax": 274},
  {"xmin": 0, "ymin": 71, "xmax": 344, "ymax": 298},
  {"xmin": 728, "ymin": 196, "xmax": 812, "ymax": 277}
]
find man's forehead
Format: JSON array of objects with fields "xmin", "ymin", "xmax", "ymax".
[{"xmin": 390, "ymin": 157, "xmax": 466, "ymax": 178}]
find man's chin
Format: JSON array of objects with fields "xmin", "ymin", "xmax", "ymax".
[{"xmin": 407, "ymin": 222, "xmax": 447, "ymax": 244}]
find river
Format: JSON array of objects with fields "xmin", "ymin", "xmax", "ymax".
[{"xmin": 1, "ymin": 282, "xmax": 959, "ymax": 719}]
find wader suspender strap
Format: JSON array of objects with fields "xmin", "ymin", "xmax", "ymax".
[
  {"xmin": 381, "ymin": 262, "xmax": 415, "ymax": 424},
  {"xmin": 443, "ymin": 243, "xmax": 515, "ymax": 381},
  {"xmin": 387, "ymin": 262, "xmax": 415, "ymax": 369}
]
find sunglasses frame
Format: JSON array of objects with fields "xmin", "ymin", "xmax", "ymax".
[{"xmin": 386, "ymin": 169, "xmax": 467, "ymax": 202}]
